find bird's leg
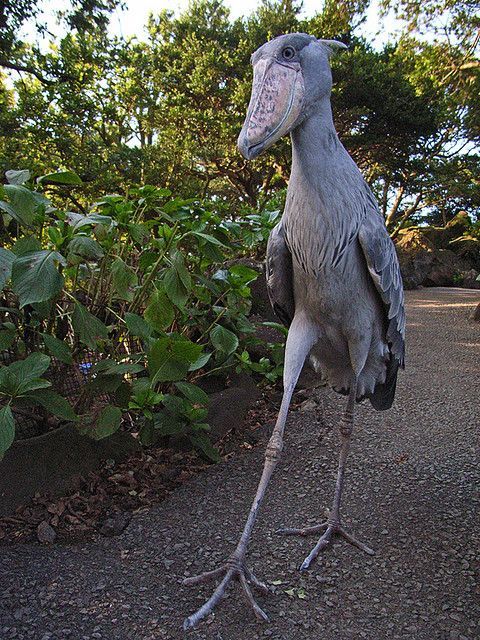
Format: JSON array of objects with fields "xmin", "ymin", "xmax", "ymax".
[
  {"xmin": 277, "ymin": 377, "xmax": 375, "ymax": 570},
  {"xmin": 183, "ymin": 317, "xmax": 316, "ymax": 630}
]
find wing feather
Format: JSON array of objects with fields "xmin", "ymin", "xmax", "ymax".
[
  {"xmin": 265, "ymin": 221, "xmax": 295, "ymax": 327},
  {"xmin": 358, "ymin": 207, "xmax": 405, "ymax": 368}
]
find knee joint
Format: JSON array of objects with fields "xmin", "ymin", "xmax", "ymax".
[
  {"xmin": 265, "ymin": 435, "xmax": 283, "ymax": 462},
  {"xmin": 339, "ymin": 412, "xmax": 353, "ymax": 437}
]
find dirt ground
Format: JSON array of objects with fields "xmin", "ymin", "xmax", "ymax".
[{"xmin": 1, "ymin": 287, "xmax": 479, "ymax": 640}]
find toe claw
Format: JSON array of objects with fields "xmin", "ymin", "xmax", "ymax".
[{"xmin": 244, "ymin": 567, "xmax": 272, "ymax": 595}]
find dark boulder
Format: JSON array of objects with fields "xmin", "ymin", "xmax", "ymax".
[
  {"xmin": 395, "ymin": 228, "xmax": 473, "ymax": 289},
  {"xmin": 395, "ymin": 229, "xmax": 435, "ymax": 289}
]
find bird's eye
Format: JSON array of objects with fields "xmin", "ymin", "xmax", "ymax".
[{"xmin": 282, "ymin": 46, "xmax": 295, "ymax": 60}]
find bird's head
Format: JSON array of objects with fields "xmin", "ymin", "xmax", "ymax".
[{"xmin": 237, "ymin": 33, "xmax": 347, "ymax": 160}]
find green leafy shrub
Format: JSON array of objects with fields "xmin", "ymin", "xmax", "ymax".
[{"xmin": 0, "ymin": 169, "xmax": 283, "ymax": 460}]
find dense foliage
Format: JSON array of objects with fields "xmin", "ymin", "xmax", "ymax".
[{"xmin": 0, "ymin": 169, "xmax": 283, "ymax": 458}]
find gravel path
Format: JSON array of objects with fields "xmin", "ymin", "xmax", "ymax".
[{"xmin": 1, "ymin": 288, "xmax": 479, "ymax": 640}]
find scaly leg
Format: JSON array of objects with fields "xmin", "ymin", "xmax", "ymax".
[
  {"xmin": 277, "ymin": 377, "xmax": 374, "ymax": 570},
  {"xmin": 183, "ymin": 316, "xmax": 317, "ymax": 630}
]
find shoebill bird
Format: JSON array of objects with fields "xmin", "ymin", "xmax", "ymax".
[{"xmin": 184, "ymin": 33, "xmax": 405, "ymax": 629}]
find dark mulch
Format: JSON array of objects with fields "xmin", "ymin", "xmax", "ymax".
[{"xmin": 0, "ymin": 393, "xmax": 285, "ymax": 546}]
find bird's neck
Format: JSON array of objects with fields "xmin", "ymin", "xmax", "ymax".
[
  {"xmin": 285, "ymin": 98, "xmax": 365, "ymax": 271},
  {"xmin": 290, "ymin": 98, "xmax": 352, "ymax": 185}
]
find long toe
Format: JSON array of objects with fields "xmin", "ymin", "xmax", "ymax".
[
  {"xmin": 276, "ymin": 521, "xmax": 329, "ymax": 537},
  {"xmin": 279, "ymin": 517, "xmax": 375, "ymax": 572},
  {"xmin": 300, "ymin": 527, "xmax": 334, "ymax": 571},
  {"xmin": 338, "ymin": 526, "xmax": 375, "ymax": 555},
  {"xmin": 183, "ymin": 561, "xmax": 271, "ymax": 630}
]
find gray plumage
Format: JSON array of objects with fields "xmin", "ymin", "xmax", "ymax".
[
  {"xmin": 258, "ymin": 34, "xmax": 405, "ymax": 409},
  {"xmin": 184, "ymin": 33, "xmax": 406, "ymax": 629}
]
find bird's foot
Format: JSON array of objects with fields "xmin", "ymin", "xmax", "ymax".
[
  {"xmin": 183, "ymin": 554, "xmax": 272, "ymax": 630},
  {"xmin": 277, "ymin": 515, "xmax": 374, "ymax": 571}
]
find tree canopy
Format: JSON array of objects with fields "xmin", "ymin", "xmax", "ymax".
[{"xmin": 1, "ymin": 0, "xmax": 478, "ymax": 231}]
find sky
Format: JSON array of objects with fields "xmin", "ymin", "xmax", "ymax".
[
  {"xmin": 109, "ymin": 0, "xmax": 401, "ymax": 47},
  {"xmin": 26, "ymin": 0, "xmax": 402, "ymax": 51}
]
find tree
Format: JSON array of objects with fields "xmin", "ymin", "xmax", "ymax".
[
  {"xmin": 1, "ymin": 0, "xmax": 478, "ymax": 228},
  {"xmin": 0, "ymin": 0, "xmax": 120, "ymax": 84}
]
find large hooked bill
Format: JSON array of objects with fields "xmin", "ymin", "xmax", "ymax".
[{"xmin": 237, "ymin": 58, "xmax": 305, "ymax": 160}]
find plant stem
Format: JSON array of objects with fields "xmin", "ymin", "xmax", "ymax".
[{"xmin": 129, "ymin": 221, "xmax": 179, "ymax": 313}]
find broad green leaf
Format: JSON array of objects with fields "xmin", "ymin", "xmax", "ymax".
[
  {"xmin": 0, "ymin": 199, "xmax": 19, "ymax": 219},
  {"xmin": 128, "ymin": 223, "xmax": 150, "ymax": 244},
  {"xmin": 139, "ymin": 421, "xmax": 157, "ymax": 446},
  {"xmin": 138, "ymin": 251, "xmax": 157, "ymax": 271},
  {"xmin": 210, "ymin": 325, "xmax": 239, "ymax": 357},
  {"xmin": 144, "ymin": 289, "xmax": 174, "ymax": 331},
  {"xmin": 261, "ymin": 321, "xmax": 289, "ymax": 337},
  {"xmin": 37, "ymin": 170, "xmax": 82, "ymax": 185},
  {"xmin": 149, "ymin": 336, "xmax": 203, "ymax": 384},
  {"xmin": 91, "ymin": 405, "xmax": 122, "ymax": 440},
  {"xmin": 16, "ymin": 377, "xmax": 52, "ymax": 396},
  {"xmin": 0, "ymin": 368, "xmax": 19, "ymax": 396},
  {"xmin": 86, "ymin": 374, "xmax": 123, "ymax": 393},
  {"xmin": 153, "ymin": 410, "xmax": 184, "ymax": 436},
  {"xmin": 0, "ymin": 248, "xmax": 15, "ymax": 290},
  {"xmin": 5, "ymin": 169, "xmax": 30, "ymax": 185},
  {"xmin": 2, "ymin": 185, "xmax": 49, "ymax": 226},
  {"xmin": 0, "ymin": 405, "xmax": 15, "ymax": 459},
  {"xmin": 6, "ymin": 353, "xmax": 51, "ymax": 382},
  {"xmin": 111, "ymin": 258, "xmax": 138, "ymax": 301},
  {"xmin": 72, "ymin": 303, "xmax": 108, "ymax": 349},
  {"xmin": 66, "ymin": 212, "xmax": 114, "ymax": 230},
  {"xmin": 124, "ymin": 312, "xmax": 152, "ymax": 340},
  {"xmin": 11, "ymin": 250, "xmax": 65, "ymax": 307},
  {"xmin": 12, "ymin": 236, "xmax": 42, "ymax": 256},
  {"xmin": 113, "ymin": 381, "xmax": 132, "ymax": 408},
  {"xmin": 162, "ymin": 393, "xmax": 191, "ymax": 416},
  {"xmin": 31, "ymin": 299, "xmax": 54, "ymax": 319},
  {"xmin": 189, "ymin": 432, "xmax": 221, "ymax": 462},
  {"xmin": 174, "ymin": 381, "xmax": 209, "ymax": 405},
  {"xmin": 68, "ymin": 236, "xmax": 104, "ymax": 261},
  {"xmin": 42, "ymin": 333, "xmax": 73, "ymax": 365},
  {"xmin": 171, "ymin": 251, "xmax": 192, "ymax": 290},
  {"xmin": 188, "ymin": 351, "xmax": 212, "ymax": 371},
  {"xmin": 228, "ymin": 264, "xmax": 259, "ymax": 285},
  {"xmin": 101, "ymin": 362, "xmax": 144, "ymax": 375},
  {"xmin": 187, "ymin": 406, "xmax": 208, "ymax": 422},
  {"xmin": 164, "ymin": 267, "xmax": 189, "ymax": 308},
  {"xmin": 29, "ymin": 388, "xmax": 77, "ymax": 421},
  {"xmin": 191, "ymin": 231, "xmax": 227, "ymax": 247}
]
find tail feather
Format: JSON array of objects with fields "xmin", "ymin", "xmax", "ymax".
[{"xmin": 368, "ymin": 356, "xmax": 399, "ymax": 411}]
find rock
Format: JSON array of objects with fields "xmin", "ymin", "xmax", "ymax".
[
  {"xmin": 461, "ymin": 269, "xmax": 480, "ymax": 290},
  {"xmin": 421, "ymin": 213, "xmax": 472, "ymax": 249},
  {"xmin": 207, "ymin": 373, "xmax": 262, "ymax": 442},
  {"xmin": 395, "ymin": 229, "xmax": 435, "ymax": 289},
  {"xmin": 424, "ymin": 248, "xmax": 468, "ymax": 287},
  {"xmin": 473, "ymin": 303, "xmax": 480, "ymax": 322},
  {"xmin": 451, "ymin": 236, "xmax": 480, "ymax": 270},
  {"xmin": 0, "ymin": 424, "xmax": 140, "ymax": 517},
  {"xmin": 395, "ymin": 228, "xmax": 472, "ymax": 288},
  {"xmin": 37, "ymin": 521, "xmax": 56, "ymax": 544},
  {"xmin": 99, "ymin": 512, "xmax": 131, "ymax": 537}
]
